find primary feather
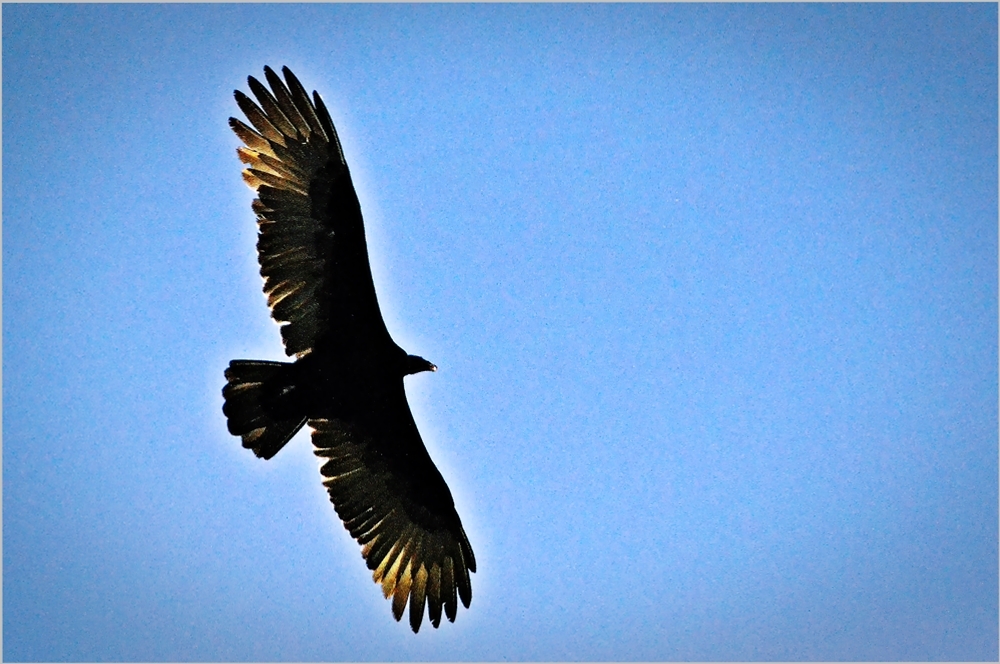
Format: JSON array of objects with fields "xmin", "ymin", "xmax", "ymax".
[{"xmin": 221, "ymin": 66, "xmax": 475, "ymax": 633}]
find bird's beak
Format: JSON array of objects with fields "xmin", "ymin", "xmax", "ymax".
[{"xmin": 429, "ymin": 363, "xmax": 438, "ymax": 372}]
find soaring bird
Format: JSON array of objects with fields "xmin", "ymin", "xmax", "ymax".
[{"xmin": 221, "ymin": 66, "xmax": 475, "ymax": 633}]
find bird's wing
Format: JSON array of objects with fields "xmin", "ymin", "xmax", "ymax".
[
  {"xmin": 310, "ymin": 409, "xmax": 476, "ymax": 633},
  {"xmin": 230, "ymin": 66, "xmax": 393, "ymax": 357}
]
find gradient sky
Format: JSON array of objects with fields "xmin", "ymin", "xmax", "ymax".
[{"xmin": 4, "ymin": 3, "xmax": 997, "ymax": 661}]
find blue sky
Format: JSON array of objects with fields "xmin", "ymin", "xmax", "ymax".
[{"xmin": 3, "ymin": 3, "xmax": 997, "ymax": 661}]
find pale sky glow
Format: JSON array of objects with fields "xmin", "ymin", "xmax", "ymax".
[{"xmin": 4, "ymin": 3, "xmax": 997, "ymax": 661}]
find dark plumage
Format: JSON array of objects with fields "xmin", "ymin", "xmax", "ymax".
[{"xmin": 221, "ymin": 66, "xmax": 475, "ymax": 633}]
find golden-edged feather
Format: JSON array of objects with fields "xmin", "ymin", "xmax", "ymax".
[
  {"xmin": 229, "ymin": 66, "xmax": 345, "ymax": 358},
  {"xmin": 312, "ymin": 418, "xmax": 475, "ymax": 632}
]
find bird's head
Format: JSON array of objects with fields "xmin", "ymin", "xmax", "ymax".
[{"xmin": 405, "ymin": 354, "xmax": 438, "ymax": 375}]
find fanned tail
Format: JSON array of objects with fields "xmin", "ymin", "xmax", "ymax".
[{"xmin": 223, "ymin": 359, "xmax": 306, "ymax": 459}]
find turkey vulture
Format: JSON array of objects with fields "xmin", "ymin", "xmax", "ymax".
[{"xmin": 221, "ymin": 66, "xmax": 475, "ymax": 633}]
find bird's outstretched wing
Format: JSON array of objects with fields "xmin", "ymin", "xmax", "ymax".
[
  {"xmin": 230, "ymin": 66, "xmax": 393, "ymax": 357},
  {"xmin": 311, "ymin": 412, "xmax": 476, "ymax": 632}
]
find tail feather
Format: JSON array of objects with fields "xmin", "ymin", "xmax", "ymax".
[{"xmin": 223, "ymin": 359, "xmax": 306, "ymax": 459}]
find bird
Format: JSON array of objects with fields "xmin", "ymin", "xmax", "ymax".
[{"xmin": 221, "ymin": 66, "xmax": 475, "ymax": 633}]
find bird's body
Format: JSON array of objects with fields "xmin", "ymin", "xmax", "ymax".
[{"xmin": 221, "ymin": 66, "xmax": 474, "ymax": 632}]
